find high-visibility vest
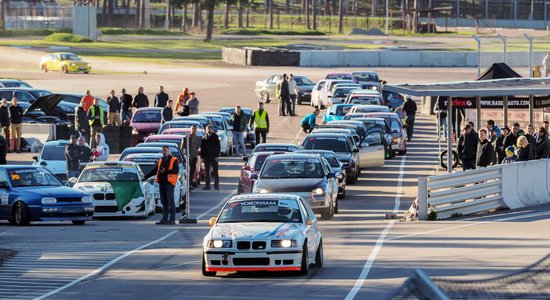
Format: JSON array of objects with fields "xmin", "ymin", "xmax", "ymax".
[
  {"xmin": 156, "ymin": 156, "xmax": 178, "ymax": 186},
  {"xmin": 254, "ymin": 110, "xmax": 267, "ymax": 129},
  {"xmin": 88, "ymin": 106, "xmax": 104, "ymax": 126}
]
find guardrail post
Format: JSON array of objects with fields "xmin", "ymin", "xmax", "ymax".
[{"xmin": 418, "ymin": 177, "xmax": 428, "ymax": 220}]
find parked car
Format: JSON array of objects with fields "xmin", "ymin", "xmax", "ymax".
[
  {"xmin": 330, "ymin": 118, "xmax": 394, "ymax": 159},
  {"xmin": 0, "ymin": 79, "xmax": 32, "ymax": 88},
  {"xmin": 72, "ymin": 161, "xmax": 155, "ymax": 218},
  {"xmin": 158, "ymin": 120, "xmax": 202, "ymax": 134},
  {"xmin": 363, "ymin": 112, "xmax": 407, "ymax": 155},
  {"xmin": 323, "ymin": 104, "xmax": 354, "ymax": 124},
  {"xmin": 119, "ymin": 146, "xmax": 184, "ymax": 164},
  {"xmin": 325, "ymin": 72, "xmax": 353, "ymax": 80},
  {"xmin": 344, "ymin": 90, "xmax": 384, "ymax": 105},
  {"xmin": 251, "ymin": 153, "xmax": 338, "ymax": 220},
  {"xmin": 40, "ymin": 52, "xmax": 91, "ymax": 74},
  {"xmin": 202, "ymin": 193, "xmax": 323, "ymax": 276},
  {"xmin": 0, "ymin": 88, "xmax": 51, "ymax": 103},
  {"xmin": 383, "ymin": 91, "xmax": 405, "ymax": 110},
  {"xmin": 328, "ymin": 85, "xmax": 360, "ymax": 105},
  {"xmin": 237, "ymin": 151, "xmax": 281, "ymax": 194},
  {"xmin": 131, "ymin": 107, "xmax": 163, "ymax": 141},
  {"xmin": 17, "ymin": 94, "xmax": 72, "ymax": 125},
  {"xmin": 143, "ymin": 135, "xmax": 187, "ymax": 155},
  {"xmin": 313, "ymin": 79, "xmax": 355, "ymax": 109},
  {"xmin": 252, "ymin": 143, "xmax": 299, "ymax": 154},
  {"xmin": 0, "ymin": 166, "xmax": 94, "ymax": 226},
  {"xmin": 295, "ymin": 150, "xmax": 346, "ymax": 199},
  {"xmin": 173, "ymin": 116, "xmax": 210, "ymax": 130},
  {"xmin": 348, "ymin": 105, "xmax": 391, "ymax": 114},
  {"xmin": 351, "ymin": 71, "xmax": 381, "ymax": 90},
  {"xmin": 255, "ymin": 75, "xmax": 314, "ymax": 104},
  {"xmin": 32, "ymin": 140, "xmax": 69, "ymax": 182}
]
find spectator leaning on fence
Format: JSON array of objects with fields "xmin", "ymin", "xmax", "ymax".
[
  {"xmin": 516, "ymin": 135, "xmax": 534, "ymax": 161},
  {"xmin": 476, "ymin": 128, "xmax": 494, "ymax": 168}
]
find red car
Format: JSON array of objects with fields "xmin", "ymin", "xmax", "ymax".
[
  {"xmin": 237, "ymin": 151, "xmax": 283, "ymax": 194},
  {"xmin": 131, "ymin": 107, "xmax": 163, "ymax": 142}
]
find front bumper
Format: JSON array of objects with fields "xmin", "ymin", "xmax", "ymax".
[
  {"xmin": 67, "ymin": 65, "xmax": 91, "ymax": 73},
  {"xmin": 298, "ymin": 94, "xmax": 311, "ymax": 102},
  {"xmin": 30, "ymin": 204, "xmax": 95, "ymax": 221},
  {"xmin": 204, "ymin": 249, "xmax": 302, "ymax": 272}
]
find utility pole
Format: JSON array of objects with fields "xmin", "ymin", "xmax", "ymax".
[
  {"xmin": 524, "ymin": 33, "xmax": 534, "ymax": 77},
  {"xmin": 473, "ymin": 35, "xmax": 481, "ymax": 76},
  {"xmin": 498, "ymin": 34, "xmax": 507, "ymax": 64}
]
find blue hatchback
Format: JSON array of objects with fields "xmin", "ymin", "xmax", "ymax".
[
  {"xmin": 323, "ymin": 104, "xmax": 354, "ymax": 124},
  {"xmin": 0, "ymin": 166, "xmax": 94, "ymax": 226}
]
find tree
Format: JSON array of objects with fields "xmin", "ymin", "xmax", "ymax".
[
  {"xmin": 337, "ymin": 0, "xmax": 343, "ymax": 33},
  {"xmin": 201, "ymin": 0, "xmax": 223, "ymax": 41},
  {"xmin": 312, "ymin": 0, "xmax": 316, "ymax": 30}
]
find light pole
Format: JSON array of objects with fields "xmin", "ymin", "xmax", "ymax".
[
  {"xmin": 473, "ymin": 35, "xmax": 481, "ymax": 76},
  {"xmin": 385, "ymin": 0, "xmax": 389, "ymax": 34},
  {"xmin": 524, "ymin": 33, "xmax": 534, "ymax": 77},
  {"xmin": 498, "ymin": 33, "xmax": 507, "ymax": 64}
]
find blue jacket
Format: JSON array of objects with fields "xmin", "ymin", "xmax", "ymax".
[{"xmin": 301, "ymin": 113, "xmax": 317, "ymax": 127}]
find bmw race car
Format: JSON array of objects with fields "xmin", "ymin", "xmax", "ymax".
[
  {"xmin": 72, "ymin": 162, "xmax": 155, "ymax": 218},
  {"xmin": 202, "ymin": 193, "xmax": 323, "ymax": 276}
]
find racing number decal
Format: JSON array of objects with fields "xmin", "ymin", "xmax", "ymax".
[{"xmin": 0, "ymin": 192, "xmax": 8, "ymax": 205}]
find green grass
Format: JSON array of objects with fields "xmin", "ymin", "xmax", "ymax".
[
  {"xmin": 99, "ymin": 27, "xmax": 189, "ymax": 36},
  {"xmin": 0, "ymin": 28, "xmax": 71, "ymax": 37},
  {"xmin": 44, "ymin": 33, "xmax": 93, "ymax": 43},
  {"xmin": 222, "ymin": 28, "xmax": 325, "ymax": 35}
]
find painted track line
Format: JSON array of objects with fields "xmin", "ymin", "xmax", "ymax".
[
  {"xmin": 195, "ymin": 189, "xmax": 236, "ymax": 220},
  {"xmin": 345, "ymin": 155, "xmax": 407, "ymax": 300}
]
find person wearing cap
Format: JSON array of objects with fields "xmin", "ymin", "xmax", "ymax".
[
  {"xmin": 501, "ymin": 146, "xmax": 518, "ymax": 164},
  {"xmin": 65, "ymin": 134, "xmax": 81, "ymax": 179},
  {"xmin": 402, "ymin": 95, "xmax": 417, "ymax": 141},
  {"xmin": 457, "ymin": 124, "xmax": 478, "ymax": 170},
  {"xmin": 187, "ymin": 92, "xmax": 199, "ymax": 115}
]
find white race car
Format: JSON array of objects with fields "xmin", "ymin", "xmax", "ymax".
[
  {"xmin": 72, "ymin": 161, "xmax": 155, "ymax": 218},
  {"xmin": 202, "ymin": 193, "xmax": 323, "ymax": 276}
]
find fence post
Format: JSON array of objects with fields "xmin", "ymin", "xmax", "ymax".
[{"xmin": 418, "ymin": 176, "xmax": 428, "ymax": 220}]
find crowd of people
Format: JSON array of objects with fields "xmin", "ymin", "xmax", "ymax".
[{"xmin": 457, "ymin": 119, "xmax": 550, "ymax": 170}]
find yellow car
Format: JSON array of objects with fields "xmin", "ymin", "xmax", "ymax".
[{"xmin": 39, "ymin": 52, "xmax": 91, "ymax": 74}]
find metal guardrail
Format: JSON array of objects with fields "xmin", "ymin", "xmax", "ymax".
[{"xmin": 418, "ymin": 159, "xmax": 550, "ymax": 220}]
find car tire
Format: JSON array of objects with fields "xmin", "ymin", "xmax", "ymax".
[
  {"xmin": 72, "ymin": 220, "xmax": 86, "ymax": 225},
  {"xmin": 61, "ymin": 65, "xmax": 68, "ymax": 74},
  {"xmin": 13, "ymin": 202, "xmax": 30, "ymax": 226},
  {"xmin": 298, "ymin": 242, "xmax": 309, "ymax": 275},
  {"xmin": 260, "ymin": 91, "xmax": 270, "ymax": 104},
  {"xmin": 314, "ymin": 240, "xmax": 323, "ymax": 268},
  {"xmin": 202, "ymin": 254, "xmax": 216, "ymax": 277},
  {"xmin": 41, "ymin": 64, "xmax": 48, "ymax": 72}
]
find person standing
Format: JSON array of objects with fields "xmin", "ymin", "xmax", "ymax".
[
  {"xmin": 536, "ymin": 127, "xmax": 550, "ymax": 158},
  {"xmin": 300, "ymin": 108, "xmax": 320, "ymax": 133},
  {"xmin": 106, "ymin": 90, "xmax": 121, "ymax": 126},
  {"xmin": 65, "ymin": 134, "xmax": 80, "ymax": 179},
  {"xmin": 525, "ymin": 124, "xmax": 537, "ymax": 159},
  {"xmin": 75, "ymin": 100, "xmax": 90, "ymax": 141},
  {"xmin": 433, "ymin": 96, "xmax": 448, "ymax": 140},
  {"xmin": 120, "ymin": 88, "xmax": 133, "ymax": 123},
  {"xmin": 280, "ymin": 74, "xmax": 291, "ymax": 116},
  {"xmin": 503, "ymin": 126, "xmax": 517, "ymax": 154},
  {"xmin": 162, "ymin": 100, "xmax": 174, "ymax": 123},
  {"xmin": 457, "ymin": 124, "xmax": 478, "ymax": 170},
  {"xmin": 494, "ymin": 127, "xmax": 507, "ymax": 164},
  {"xmin": 81, "ymin": 90, "xmax": 94, "ymax": 112},
  {"xmin": 542, "ymin": 52, "xmax": 550, "ymax": 77},
  {"xmin": 501, "ymin": 146, "xmax": 518, "ymax": 164},
  {"xmin": 87, "ymin": 98, "xmax": 105, "ymax": 148},
  {"xmin": 187, "ymin": 92, "xmax": 199, "ymax": 115},
  {"xmin": 249, "ymin": 102, "xmax": 269, "ymax": 144},
  {"xmin": 77, "ymin": 136, "xmax": 93, "ymax": 164},
  {"xmin": 275, "ymin": 75, "xmax": 284, "ymax": 116},
  {"xmin": 9, "ymin": 97, "xmax": 23, "ymax": 153},
  {"xmin": 0, "ymin": 99, "xmax": 10, "ymax": 146},
  {"xmin": 476, "ymin": 129, "xmax": 494, "ymax": 168},
  {"xmin": 92, "ymin": 133, "xmax": 110, "ymax": 161},
  {"xmin": 288, "ymin": 74, "xmax": 298, "ymax": 116},
  {"xmin": 143, "ymin": 146, "xmax": 179, "ymax": 225},
  {"xmin": 174, "ymin": 98, "xmax": 190, "ymax": 117},
  {"xmin": 403, "ymin": 95, "xmax": 417, "ymax": 141},
  {"xmin": 201, "ymin": 125, "xmax": 221, "ymax": 190},
  {"xmin": 188, "ymin": 125, "xmax": 202, "ymax": 189},
  {"xmin": 155, "ymin": 86, "xmax": 169, "ymax": 108},
  {"xmin": 485, "ymin": 120, "xmax": 501, "ymax": 138},
  {"xmin": 0, "ymin": 134, "xmax": 7, "ymax": 165},
  {"xmin": 178, "ymin": 88, "xmax": 190, "ymax": 103},
  {"xmin": 133, "ymin": 87, "xmax": 149, "ymax": 109},
  {"xmin": 516, "ymin": 136, "xmax": 534, "ymax": 161},
  {"xmin": 231, "ymin": 106, "xmax": 247, "ymax": 156}
]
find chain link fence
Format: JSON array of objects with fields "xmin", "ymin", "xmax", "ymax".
[{"xmin": 4, "ymin": 4, "xmax": 73, "ymax": 29}]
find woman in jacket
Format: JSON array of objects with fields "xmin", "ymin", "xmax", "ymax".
[
  {"xmin": 92, "ymin": 133, "xmax": 110, "ymax": 161},
  {"xmin": 516, "ymin": 135, "xmax": 534, "ymax": 161}
]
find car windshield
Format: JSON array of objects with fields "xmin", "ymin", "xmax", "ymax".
[
  {"xmin": 218, "ymin": 199, "xmax": 302, "ymax": 223},
  {"xmin": 29, "ymin": 90, "xmax": 52, "ymax": 98},
  {"xmin": 334, "ymin": 88, "xmax": 356, "ymax": 97},
  {"xmin": 355, "ymin": 105, "xmax": 389, "ymax": 113},
  {"xmin": 333, "ymin": 105, "xmax": 352, "ymax": 116},
  {"xmin": 363, "ymin": 121, "xmax": 389, "ymax": 133},
  {"xmin": 295, "ymin": 77, "xmax": 314, "ymax": 86},
  {"xmin": 41, "ymin": 144, "xmax": 67, "ymax": 160},
  {"xmin": 60, "ymin": 54, "xmax": 81, "ymax": 61},
  {"xmin": 302, "ymin": 137, "xmax": 350, "ymax": 152},
  {"xmin": 261, "ymin": 158, "xmax": 324, "ymax": 178},
  {"xmin": 9, "ymin": 168, "xmax": 62, "ymax": 187},
  {"xmin": 79, "ymin": 166, "xmax": 139, "ymax": 182},
  {"xmin": 303, "ymin": 152, "xmax": 339, "ymax": 167},
  {"xmin": 123, "ymin": 156, "xmax": 160, "ymax": 174},
  {"xmin": 3, "ymin": 82, "xmax": 32, "ymax": 88},
  {"xmin": 353, "ymin": 72, "xmax": 379, "ymax": 82},
  {"xmin": 133, "ymin": 111, "xmax": 160, "ymax": 123},
  {"xmin": 253, "ymin": 154, "xmax": 271, "ymax": 171},
  {"xmin": 326, "ymin": 74, "xmax": 352, "ymax": 80},
  {"xmin": 349, "ymin": 96, "xmax": 382, "ymax": 105},
  {"xmin": 254, "ymin": 145, "xmax": 297, "ymax": 152},
  {"xmin": 207, "ymin": 117, "xmax": 224, "ymax": 131}
]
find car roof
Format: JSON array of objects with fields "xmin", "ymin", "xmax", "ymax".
[
  {"xmin": 349, "ymin": 90, "xmax": 381, "ymax": 95},
  {"xmin": 146, "ymin": 134, "xmax": 184, "ymax": 140},
  {"xmin": 332, "ymin": 103, "xmax": 354, "ymax": 107},
  {"xmin": 352, "ymin": 104, "xmax": 388, "ymax": 109},
  {"xmin": 255, "ymin": 143, "xmax": 296, "ymax": 147},
  {"xmin": 365, "ymin": 112, "xmax": 399, "ymax": 117},
  {"xmin": 124, "ymin": 146, "xmax": 162, "ymax": 152},
  {"xmin": 352, "ymin": 70, "xmax": 378, "ymax": 74},
  {"xmin": 124, "ymin": 152, "xmax": 163, "ymax": 158},
  {"xmin": 0, "ymin": 87, "xmax": 47, "ymax": 91},
  {"xmin": 296, "ymin": 149, "xmax": 336, "ymax": 155},
  {"xmin": 136, "ymin": 142, "xmax": 179, "ymax": 148},
  {"xmin": 51, "ymin": 52, "xmax": 77, "ymax": 55},
  {"xmin": 267, "ymin": 153, "xmax": 322, "ymax": 160},
  {"xmin": 86, "ymin": 161, "xmax": 136, "ymax": 167},
  {"xmin": 135, "ymin": 107, "xmax": 163, "ymax": 112},
  {"xmin": 43, "ymin": 139, "xmax": 69, "ymax": 146},
  {"xmin": 0, "ymin": 79, "xmax": 25, "ymax": 82},
  {"xmin": 229, "ymin": 193, "xmax": 302, "ymax": 202},
  {"xmin": 305, "ymin": 133, "xmax": 349, "ymax": 138},
  {"xmin": 0, "ymin": 165, "xmax": 45, "ymax": 170}
]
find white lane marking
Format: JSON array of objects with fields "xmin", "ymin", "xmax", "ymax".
[
  {"xmin": 345, "ymin": 155, "xmax": 407, "ymax": 300},
  {"xmin": 386, "ymin": 210, "xmax": 550, "ymax": 242},
  {"xmin": 195, "ymin": 190, "xmax": 236, "ymax": 220},
  {"xmin": 90, "ymin": 260, "xmax": 201, "ymax": 282},
  {"xmin": 33, "ymin": 230, "xmax": 178, "ymax": 300},
  {"xmin": 290, "ymin": 128, "xmax": 303, "ymax": 144}
]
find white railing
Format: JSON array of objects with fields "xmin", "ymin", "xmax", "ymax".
[{"xmin": 417, "ymin": 159, "xmax": 550, "ymax": 220}]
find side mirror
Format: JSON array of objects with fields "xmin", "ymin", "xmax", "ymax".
[
  {"xmin": 336, "ymin": 173, "xmax": 344, "ymax": 180},
  {"xmin": 242, "ymin": 156, "xmax": 248, "ymax": 162},
  {"xmin": 0, "ymin": 181, "xmax": 9, "ymax": 189},
  {"xmin": 327, "ymin": 172, "xmax": 335, "ymax": 178},
  {"xmin": 250, "ymin": 173, "xmax": 258, "ymax": 180},
  {"xmin": 306, "ymin": 218, "xmax": 313, "ymax": 226},
  {"xmin": 243, "ymin": 165, "xmax": 251, "ymax": 171},
  {"xmin": 32, "ymin": 156, "xmax": 38, "ymax": 162},
  {"xmin": 68, "ymin": 177, "xmax": 78, "ymax": 185},
  {"xmin": 208, "ymin": 217, "xmax": 217, "ymax": 227},
  {"xmin": 352, "ymin": 148, "xmax": 360, "ymax": 153}
]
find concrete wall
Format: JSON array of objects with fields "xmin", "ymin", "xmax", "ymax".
[
  {"xmin": 222, "ymin": 47, "xmax": 247, "ymax": 65},
  {"xmin": 424, "ymin": 17, "xmax": 550, "ymax": 30},
  {"xmin": 73, "ymin": 6, "xmax": 97, "ymax": 41}
]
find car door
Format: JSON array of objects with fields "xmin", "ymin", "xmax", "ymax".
[
  {"xmin": 299, "ymin": 199, "xmax": 320, "ymax": 259},
  {"xmin": 0, "ymin": 170, "xmax": 10, "ymax": 218},
  {"xmin": 267, "ymin": 75, "xmax": 280, "ymax": 97},
  {"xmin": 51, "ymin": 54, "xmax": 61, "ymax": 70},
  {"xmin": 311, "ymin": 80, "xmax": 326, "ymax": 107},
  {"xmin": 360, "ymin": 128, "xmax": 385, "ymax": 168},
  {"xmin": 321, "ymin": 158, "xmax": 338, "ymax": 202},
  {"xmin": 240, "ymin": 156, "xmax": 255, "ymax": 193}
]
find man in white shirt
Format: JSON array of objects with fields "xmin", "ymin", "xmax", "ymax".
[{"xmin": 288, "ymin": 74, "xmax": 298, "ymax": 117}]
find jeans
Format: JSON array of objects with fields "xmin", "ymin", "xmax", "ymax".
[
  {"xmin": 232, "ymin": 131, "xmax": 246, "ymax": 155},
  {"xmin": 439, "ymin": 117, "xmax": 448, "ymax": 138},
  {"xmin": 462, "ymin": 159, "xmax": 476, "ymax": 171},
  {"xmin": 204, "ymin": 157, "xmax": 219, "ymax": 188},
  {"xmin": 255, "ymin": 129, "xmax": 267, "ymax": 144},
  {"xmin": 67, "ymin": 170, "xmax": 80, "ymax": 180},
  {"xmin": 159, "ymin": 183, "xmax": 176, "ymax": 222},
  {"xmin": 190, "ymin": 156, "xmax": 198, "ymax": 186},
  {"xmin": 406, "ymin": 115, "xmax": 415, "ymax": 140},
  {"xmin": 121, "ymin": 111, "xmax": 132, "ymax": 123},
  {"xmin": 290, "ymin": 94, "xmax": 297, "ymax": 115}
]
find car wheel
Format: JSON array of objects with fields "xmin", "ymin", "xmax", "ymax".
[
  {"xmin": 202, "ymin": 254, "xmax": 216, "ymax": 277},
  {"xmin": 41, "ymin": 64, "xmax": 48, "ymax": 72},
  {"xmin": 315, "ymin": 240, "xmax": 323, "ymax": 268},
  {"xmin": 260, "ymin": 91, "xmax": 270, "ymax": 104},
  {"xmin": 72, "ymin": 220, "xmax": 86, "ymax": 225},
  {"xmin": 298, "ymin": 242, "xmax": 309, "ymax": 275},
  {"xmin": 13, "ymin": 202, "xmax": 30, "ymax": 226},
  {"xmin": 61, "ymin": 65, "xmax": 68, "ymax": 74}
]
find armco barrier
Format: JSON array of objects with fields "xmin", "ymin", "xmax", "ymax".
[{"xmin": 418, "ymin": 159, "xmax": 550, "ymax": 220}]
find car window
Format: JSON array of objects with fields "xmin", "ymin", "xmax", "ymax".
[
  {"xmin": 298, "ymin": 198, "xmax": 316, "ymax": 222},
  {"xmin": 15, "ymin": 91, "xmax": 35, "ymax": 102},
  {"xmin": 270, "ymin": 76, "xmax": 279, "ymax": 84},
  {"xmin": 218, "ymin": 199, "xmax": 302, "ymax": 223},
  {"xmin": 261, "ymin": 158, "xmax": 324, "ymax": 179},
  {"xmin": 29, "ymin": 90, "xmax": 52, "ymax": 98},
  {"xmin": 303, "ymin": 137, "xmax": 350, "ymax": 152},
  {"xmin": 363, "ymin": 131, "xmax": 382, "ymax": 146},
  {"xmin": 123, "ymin": 156, "xmax": 160, "ymax": 175},
  {"xmin": 60, "ymin": 54, "xmax": 81, "ymax": 61},
  {"xmin": 316, "ymin": 82, "xmax": 325, "ymax": 91},
  {"xmin": 335, "ymin": 105, "xmax": 352, "ymax": 116},
  {"xmin": 41, "ymin": 144, "xmax": 67, "ymax": 160},
  {"xmin": 390, "ymin": 118, "xmax": 402, "ymax": 133},
  {"xmin": 9, "ymin": 168, "xmax": 62, "ymax": 187},
  {"xmin": 326, "ymin": 74, "xmax": 352, "ymax": 80},
  {"xmin": 295, "ymin": 77, "xmax": 313, "ymax": 86},
  {"xmin": 253, "ymin": 154, "xmax": 270, "ymax": 172},
  {"xmin": 353, "ymin": 72, "xmax": 379, "ymax": 82},
  {"xmin": 79, "ymin": 166, "xmax": 139, "ymax": 182},
  {"xmin": 350, "ymin": 97, "xmax": 382, "ymax": 105},
  {"xmin": 133, "ymin": 110, "xmax": 161, "ymax": 123}
]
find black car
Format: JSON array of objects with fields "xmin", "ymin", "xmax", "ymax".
[
  {"xmin": 300, "ymin": 133, "xmax": 360, "ymax": 184},
  {"xmin": 7, "ymin": 94, "xmax": 71, "ymax": 126},
  {"xmin": 0, "ymin": 88, "xmax": 77, "ymax": 124}
]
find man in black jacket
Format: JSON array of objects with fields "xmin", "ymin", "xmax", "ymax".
[
  {"xmin": 0, "ymin": 99, "xmax": 10, "ymax": 146},
  {"xmin": 9, "ymin": 97, "xmax": 23, "ymax": 153},
  {"xmin": 403, "ymin": 95, "xmax": 417, "ymax": 141},
  {"xmin": 106, "ymin": 90, "xmax": 121, "ymax": 126},
  {"xmin": 536, "ymin": 127, "xmax": 550, "ymax": 159},
  {"xmin": 0, "ymin": 134, "xmax": 7, "ymax": 165},
  {"xmin": 200, "ymin": 125, "xmax": 221, "ymax": 190},
  {"xmin": 133, "ymin": 87, "xmax": 149, "ymax": 109},
  {"xmin": 75, "ymin": 100, "xmax": 89, "ymax": 141},
  {"xmin": 476, "ymin": 129, "xmax": 494, "ymax": 168},
  {"xmin": 120, "ymin": 88, "xmax": 133, "ymax": 123},
  {"xmin": 162, "ymin": 100, "xmax": 174, "ymax": 123},
  {"xmin": 65, "ymin": 134, "xmax": 80, "ymax": 180},
  {"xmin": 457, "ymin": 124, "xmax": 478, "ymax": 170},
  {"xmin": 155, "ymin": 86, "xmax": 169, "ymax": 108},
  {"xmin": 281, "ymin": 75, "xmax": 292, "ymax": 116}
]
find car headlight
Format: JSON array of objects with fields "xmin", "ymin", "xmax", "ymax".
[
  {"xmin": 209, "ymin": 240, "xmax": 232, "ymax": 248},
  {"xmin": 371, "ymin": 86, "xmax": 378, "ymax": 90},
  {"xmin": 41, "ymin": 197, "xmax": 57, "ymax": 205},
  {"xmin": 87, "ymin": 64, "xmax": 91, "ymax": 67},
  {"xmin": 271, "ymin": 240, "xmax": 297, "ymax": 248},
  {"xmin": 312, "ymin": 188, "xmax": 324, "ymax": 195},
  {"xmin": 81, "ymin": 196, "xmax": 92, "ymax": 203},
  {"xmin": 70, "ymin": 63, "xmax": 76, "ymax": 66}
]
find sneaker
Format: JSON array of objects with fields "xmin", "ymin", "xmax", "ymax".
[{"xmin": 155, "ymin": 220, "xmax": 167, "ymax": 225}]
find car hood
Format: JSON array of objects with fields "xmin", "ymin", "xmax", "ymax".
[
  {"xmin": 210, "ymin": 222, "xmax": 304, "ymax": 240},
  {"xmin": 334, "ymin": 152, "xmax": 353, "ymax": 162},
  {"xmin": 73, "ymin": 182, "xmax": 113, "ymax": 192},
  {"xmin": 256, "ymin": 178, "xmax": 325, "ymax": 193},
  {"xmin": 16, "ymin": 186, "xmax": 87, "ymax": 197},
  {"xmin": 25, "ymin": 94, "xmax": 65, "ymax": 115},
  {"xmin": 296, "ymin": 85, "xmax": 314, "ymax": 93},
  {"xmin": 132, "ymin": 123, "xmax": 161, "ymax": 132}
]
